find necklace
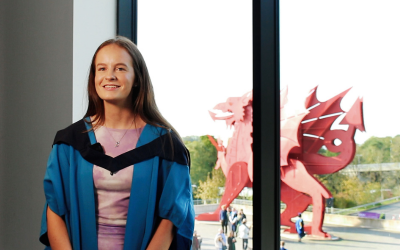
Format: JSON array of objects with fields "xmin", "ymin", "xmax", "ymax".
[{"xmin": 104, "ymin": 119, "xmax": 135, "ymax": 147}]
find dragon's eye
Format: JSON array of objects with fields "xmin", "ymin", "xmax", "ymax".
[{"xmin": 333, "ymin": 139, "xmax": 342, "ymax": 146}]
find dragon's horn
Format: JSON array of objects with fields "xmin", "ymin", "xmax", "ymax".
[{"xmin": 340, "ymin": 97, "xmax": 365, "ymax": 132}]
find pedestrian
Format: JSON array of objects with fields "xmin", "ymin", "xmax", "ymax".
[
  {"xmin": 236, "ymin": 210, "xmax": 245, "ymax": 235},
  {"xmin": 228, "ymin": 231, "xmax": 237, "ymax": 250},
  {"xmin": 192, "ymin": 230, "xmax": 201, "ymax": 250},
  {"xmin": 280, "ymin": 240, "xmax": 287, "ymax": 250},
  {"xmin": 230, "ymin": 207, "xmax": 238, "ymax": 233},
  {"xmin": 240, "ymin": 209, "xmax": 247, "ymax": 220},
  {"xmin": 215, "ymin": 228, "xmax": 227, "ymax": 250},
  {"xmin": 295, "ymin": 213, "xmax": 306, "ymax": 242},
  {"xmin": 227, "ymin": 207, "xmax": 233, "ymax": 230},
  {"xmin": 231, "ymin": 207, "xmax": 238, "ymax": 218},
  {"xmin": 220, "ymin": 205, "xmax": 228, "ymax": 234},
  {"xmin": 39, "ymin": 36, "xmax": 194, "ymax": 250},
  {"xmin": 238, "ymin": 219, "xmax": 251, "ymax": 250}
]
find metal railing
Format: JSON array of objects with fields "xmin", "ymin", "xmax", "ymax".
[
  {"xmin": 330, "ymin": 195, "xmax": 400, "ymax": 215},
  {"xmin": 193, "ymin": 198, "xmax": 253, "ymax": 206},
  {"xmin": 280, "ymin": 196, "xmax": 400, "ymax": 216}
]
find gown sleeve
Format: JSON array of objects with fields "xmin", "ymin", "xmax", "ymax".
[
  {"xmin": 39, "ymin": 144, "xmax": 70, "ymax": 248},
  {"xmin": 157, "ymin": 160, "xmax": 195, "ymax": 249}
]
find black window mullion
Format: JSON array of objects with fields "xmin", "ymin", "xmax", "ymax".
[
  {"xmin": 253, "ymin": 0, "xmax": 280, "ymax": 249},
  {"xmin": 117, "ymin": 0, "xmax": 138, "ymax": 44}
]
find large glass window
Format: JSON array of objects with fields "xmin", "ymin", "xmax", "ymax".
[
  {"xmin": 280, "ymin": 0, "xmax": 400, "ymax": 248},
  {"xmin": 138, "ymin": 0, "xmax": 253, "ymax": 248}
]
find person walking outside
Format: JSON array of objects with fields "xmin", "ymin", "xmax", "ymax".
[
  {"xmin": 235, "ymin": 210, "xmax": 245, "ymax": 236},
  {"xmin": 280, "ymin": 240, "xmax": 287, "ymax": 250},
  {"xmin": 238, "ymin": 219, "xmax": 251, "ymax": 250},
  {"xmin": 227, "ymin": 231, "xmax": 236, "ymax": 250},
  {"xmin": 214, "ymin": 228, "xmax": 227, "ymax": 250},
  {"xmin": 230, "ymin": 207, "xmax": 238, "ymax": 233},
  {"xmin": 220, "ymin": 205, "xmax": 228, "ymax": 234},
  {"xmin": 240, "ymin": 209, "xmax": 247, "ymax": 219},
  {"xmin": 296, "ymin": 213, "xmax": 306, "ymax": 242}
]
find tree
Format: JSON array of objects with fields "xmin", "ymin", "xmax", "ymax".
[
  {"xmin": 183, "ymin": 135, "xmax": 218, "ymax": 186},
  {"xmin": 194, "ymin": 168, "xmax": 226, "ymax": 201}
]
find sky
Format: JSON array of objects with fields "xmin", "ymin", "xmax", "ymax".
[{"xmin": 133, "ymin": 0, "xmax": 400, "ymax": 145}]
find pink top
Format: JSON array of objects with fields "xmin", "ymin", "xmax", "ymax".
[{"xmin": 93, "ymin": 126, "xmax": 144, "ymax": 226}]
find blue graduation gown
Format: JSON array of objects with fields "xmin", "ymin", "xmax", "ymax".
[{"xmin": 39, "ymin": 120, "xmax": 194, "ymax": 250}]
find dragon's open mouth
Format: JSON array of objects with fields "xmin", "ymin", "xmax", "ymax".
[{"xmin": 208, "ymin": 109, "xmax": 234, "ymax": 120}]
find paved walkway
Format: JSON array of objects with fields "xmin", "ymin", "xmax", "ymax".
[
  {"xmin": 281, "ymin": 224, "xmax": 400, "ymax": 250},
  {"xmin": 195, "ymin": 221, "xmax": 400, "ymax": 250}
]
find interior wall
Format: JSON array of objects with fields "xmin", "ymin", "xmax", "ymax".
[
  {"xmin": 1, "ymin": 0, "xmax": 73, "ymax": 249},
  {"xmin": 0, "ymin": 0, "xmax": 117, "ymax": 248},
  {"xmin": 0, "ymin": 0, "xmax": 6, "ymax": 245}
]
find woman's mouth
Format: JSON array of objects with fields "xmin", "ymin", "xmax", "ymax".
[{"xmin": 103, "ymin": 85, "xmax": 120, "ymax": 90}]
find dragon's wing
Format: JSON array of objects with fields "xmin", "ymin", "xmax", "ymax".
[
  {"xmin": 301, "ymin": 86, "xmax": 350, "ymax": 154},
  {"xmin": 280, "ymin": 87, "xmax": 308, "ymax": 166}
]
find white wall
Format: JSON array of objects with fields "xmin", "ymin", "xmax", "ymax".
[{"xmin": 73, "ymin": 0, "xmax": 117, "ymax": 122}]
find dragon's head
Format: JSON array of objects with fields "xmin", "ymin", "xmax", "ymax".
[{"xmin": 209, "ymin": 91, "xmax": 253, "ymax": 127}]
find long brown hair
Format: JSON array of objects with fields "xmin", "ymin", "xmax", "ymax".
[{"xmin": 84, "ymin": 36, "xmax": 181, "ymax": 142}]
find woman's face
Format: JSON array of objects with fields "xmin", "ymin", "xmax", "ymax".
[{"xmin": 94, "ymin": 44, "xmax": 135, "ymax": 107}]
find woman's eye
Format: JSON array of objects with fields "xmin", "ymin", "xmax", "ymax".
[
  {"xmin": 98, "ymin": 68, "xmax": 106, "ymax": 71},
  {"xmin": 117, "ymin": 67, "xmax": 126, "ymax": 71}
]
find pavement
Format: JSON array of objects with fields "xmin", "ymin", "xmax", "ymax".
[
  {"xmin": 281, "ymin": 224, "xmax": 400, "ymax": 250},
  {"xmin": 195, "ymin": 221, "xmax": 400, "ymax": 250}
]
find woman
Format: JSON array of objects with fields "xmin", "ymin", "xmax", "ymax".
[
  {"xmin": 39, "ymin": 36, "xmax": 194, "ymax": 250},
  {"xmin": 227, "ymin": 231, "xmax": 236, "ymax": 250}
]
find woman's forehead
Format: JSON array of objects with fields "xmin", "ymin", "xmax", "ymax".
[{"xmin": 95, "ymin": 44, "xmax": 133, "ymax": 65}]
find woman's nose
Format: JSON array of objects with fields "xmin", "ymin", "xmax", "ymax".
[{"xmin": 105, "ymin": 73, "xmax": 116, "ymax": 80}]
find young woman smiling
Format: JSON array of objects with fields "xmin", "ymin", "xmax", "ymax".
[{"xmin": 40, "ymin": 36, "xmax": 194, "ymax": 250}]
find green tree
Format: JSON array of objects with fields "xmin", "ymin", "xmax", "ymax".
[
  {"xmin": 194, "ymin": 168, "xmax": 226, "ymax": 200},
  {"xmin": 318, "ymin": 173, "xmax": 381, "ymax": 208},
  {"xmin": 183, "ymin": 135, "xmax": 218, "ymax": 186}
]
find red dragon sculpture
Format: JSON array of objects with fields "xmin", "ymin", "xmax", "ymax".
[{"xmin": 195, "ymin": 87, "xmax": 365, "ymax": 238}]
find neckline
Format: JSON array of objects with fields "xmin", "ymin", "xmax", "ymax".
[
  {"xmin": 53, "ymin": 119, "xmax": 190, "ymax": 174},
  {"xmin": 99, "ymin": 125, "xmax": 146, "ymax": 132}
]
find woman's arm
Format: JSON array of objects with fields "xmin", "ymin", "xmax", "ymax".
[
  {"xmin": 146, "ymin": 219, "xmax": 174, "ymax": 250},
  {"xmin": 47, "ymin": 206, "xmax": 72, "ymax": 250}
]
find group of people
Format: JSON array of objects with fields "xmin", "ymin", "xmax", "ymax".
[
  {"xmin": 217, "ymin": 205, "xmax": 252, "ymax": 250},
  {"xmin": 219, "ymin": 205, "xmax": 247, "ymax": 235}
]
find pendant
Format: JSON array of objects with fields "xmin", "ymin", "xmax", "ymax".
[{"xmin": 115, "ymin": 141, "xmax": 120, "ymax": 147}]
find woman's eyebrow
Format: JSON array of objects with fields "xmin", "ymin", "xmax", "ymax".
[
  {"xmin": 96, "ymin": 63, "xmax": 128, "ymax": 67},
  {"xmin": 115, "ymin": 63, "xmax": 128, "ymax": 67}
]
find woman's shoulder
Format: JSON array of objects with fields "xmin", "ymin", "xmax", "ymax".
[
  {"xmin": 147, "ymin": 124, "xmax": 190, "ymax": 166},
  {"xmin": 53, "ymin": 119, "xmax": 88, "ymax": 147}
]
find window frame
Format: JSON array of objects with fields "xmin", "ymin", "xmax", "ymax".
[{"xmin": 117, "ymin": 0, "xmax": 281, "ymax": 248}]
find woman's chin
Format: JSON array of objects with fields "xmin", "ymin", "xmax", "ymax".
[{"xmin": 101, "ymin": 98, "xmax": 132, "ymax": 108}]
